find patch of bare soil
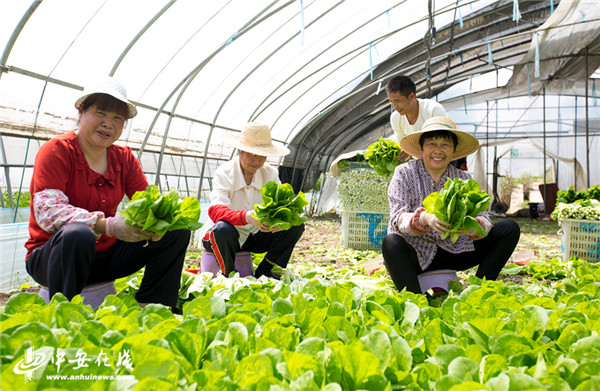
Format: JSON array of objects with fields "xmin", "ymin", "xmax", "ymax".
[
  {"xmin": 292, "ymin": 213, "xmax": 350, "ymax": 267},
  {"xmin": 185, "ymin": 212, "xmax": 350, "ymax": 270},
  {"xmin": 292, "ymin": 215, "xmax": 562, "ymax": 286},
  {"xmin": 0, "ymin": 285, "xmax": 40, "ymax": 306}
]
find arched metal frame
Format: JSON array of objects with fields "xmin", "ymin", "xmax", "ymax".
[
  {"xmin": 1, "ymin": 0, "xmax": 598, "ymax": 204},
  {"xmin": 283, "ymin": 1, "xmax": 584, "ymax": 185}
]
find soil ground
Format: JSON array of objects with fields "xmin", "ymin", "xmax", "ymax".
[
  {"xmin": 0, "ymin": 214, "xmax": 561, "ymax": 306},
  {"xmin": 291, "ymin": 214, "xmax": 561, "ymax": 284}
]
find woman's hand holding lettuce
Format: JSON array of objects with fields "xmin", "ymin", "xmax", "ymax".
[
  {"xmin": 252, "ymin": 181, "xmax": 308, "ymax": 230},
  {"xmin": 120, "ymin": 185, "xmax": 202, "ymax": 236},
  {"xmin": 365, "ymin": 137, "xmax": 402, "ymax": 177},
  {"xmin": 422, "ymin": 178, "xmax": 491, "ymax": 242}
]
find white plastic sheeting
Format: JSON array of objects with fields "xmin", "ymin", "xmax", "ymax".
[
  {"xmin": 442, "ymin": 0, "xmax": 600, "ymax": 109},
  {"xmin": 472, "ymin": 137, "xmax": 589, "ymax": 192},
  {"xmin": 0, "ymin": 0, "xmax": 498, "ymax": 202},
  {"xmin": 1, "ymin": 0, "xmax": 475, "ymax": 155},
  {"xmin": 1, "ymin": 0, "xmax": 599, "ymax": 201},
  {"xmin": 441, "ymin": 0, "xmax": 600, "ymax": 192},
  {"xmin": 0, "ymin": 222, "xmax": 34, "ymax": 292}
]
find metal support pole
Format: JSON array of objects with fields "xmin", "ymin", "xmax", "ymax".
[
  {"xmin": 556, "ymin": 95, "xmax": 560, "ymax": 186},
  {"xmin": 543, "ymin": 85, "xmax": 547, "ymax": 215},
  {"xmin": 426, "ymin": 0, "xmax": 434, "ymax": 98},
  {"xmin": 585, "ymin": 46, "xmax": 590, "ymax": 188},
  {"xmin": 574, "ymin": 97, "xmax": 577, "ymax": 188},
  {"xmin": 486, "ymin": 101, "xmax": 489, "ymax": 193}
]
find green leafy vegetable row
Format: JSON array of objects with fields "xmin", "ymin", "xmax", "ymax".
[
  {"xmin": 365, "ymin": 137, "xmax": 401, "ymax": 177},
  {"xmin": 2, "ymin": 191, "xmax": 30, "ymax": 208},
  {"xmin": 557, "ymin": 184, "xmax": 600, "ymax": 205},
  {"xmin": 3, "ymin": 257, "xmax": 600, "ymax": 390},
  {"xmin": 252, "ymin": 181, "xmax": 308, "ymax": 230},
  {"xmin": 423, "ymin": 178, "xmax": 491, "ymax": 242},
  {"xmin": 120, "ymin": 185, "xmax": 202, "ymax": 236}
]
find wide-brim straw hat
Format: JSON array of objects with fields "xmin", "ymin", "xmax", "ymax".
[
  {"xmin": 75, "ymin": 77, "xmax": 137, "ymax": 118},
  {"xmin": 224, "ymin": 122, "xmax": 290, "ymax": 157},
  {"xmin": 399, "ymin": 116, "xmax": 479, "ymax": 160}
]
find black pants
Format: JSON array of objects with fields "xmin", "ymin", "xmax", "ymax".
[
  {"xmin": 382, "ymin": 219, "xmax": 520, "ymax": 294},
  {"xmin": 202, "ymin": 221, "xmax": 305, "ymax": 275},
  {"xmin": 26, "ymin": 223, "xmax": 190, "ymax": 308}
]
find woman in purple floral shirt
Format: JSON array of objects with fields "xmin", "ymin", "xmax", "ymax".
[{"xmin": 383, "ymin": 116, "xmax": 520, "ymax": 294}]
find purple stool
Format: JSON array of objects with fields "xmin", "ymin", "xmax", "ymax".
[
  {"xmin": 200, "ymin": 251, "xmax": 254, "ymax": 277},
  {"xmin": 417, "ymin": 269, "xmax": 458, "ymax": 294},
  {"xmin": 38, "ymin": 281, "xmax": 116, "ymax": 310}
]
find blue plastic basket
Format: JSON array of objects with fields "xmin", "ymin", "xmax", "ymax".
[{"xmin": 340, "ymin": 210, "xmax": 389, "ymax": 251}]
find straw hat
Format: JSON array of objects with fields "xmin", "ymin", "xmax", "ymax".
[
  {"xmin": 399, "ymin": 116, "xmax": 479, "ymax": 160},
  {"xmin": 75, "ymin": 77, "xmax": 137, "ymax": 118},
  {"xmin": 224, "ymin": 122, "xmax": 290, "ymax": 157}
]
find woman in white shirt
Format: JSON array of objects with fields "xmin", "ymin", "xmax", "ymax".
[{"xmin": 198, "ymin": 122, "xmax": 305, "ymax": 279}]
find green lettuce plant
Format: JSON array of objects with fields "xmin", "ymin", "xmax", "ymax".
[
  {"xmin": 252, "ymin": 181, "xmax": 309, "ymax": 230},
  {"xmin": 557, "ymin": 184, "xmax": 600, "ymax": 204},
  {"xmin": 120, "ymin": 185, "xmax": 202, "ymax": 236},
  {"xmin": 423, "ymin": 178, "xmax": 491, "ymax": 242},
  {"xmin": 365, "ymin": 137, "xmax": 401, "ymax": 177},
  {"xmin": 2, "ymin": 191, "xmax": 30, "ymax": 207},
  {"xmin": 4, "ymin": 257, "xmax": 600, "ymax": 390}
]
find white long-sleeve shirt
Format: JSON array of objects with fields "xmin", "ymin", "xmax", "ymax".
[{"xmin": 198, "ymin": 156, "xmax": 280, "ymax": 246}]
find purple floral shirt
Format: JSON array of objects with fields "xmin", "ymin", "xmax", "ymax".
[{"xmin": 387, "ymin": 159, "xmax": 491, "ymax": 270}]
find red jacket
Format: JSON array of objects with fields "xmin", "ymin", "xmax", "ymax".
[{"xmin": 26, "ymin": 131, "xmax": 148, "ymax": 258}]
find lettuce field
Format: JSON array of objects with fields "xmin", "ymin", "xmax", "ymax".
[{"xmin": 1, "ymin": 216, "xmax": 600, "ymax": 390}]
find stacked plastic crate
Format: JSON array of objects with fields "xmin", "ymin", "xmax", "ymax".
[
  {"xmin": 552, "ymin": 185, "xmax": 600, "ymax": 263},
  {"xmin": 335, "ymin": 161, "xmax": 390, "ymax": 251}
]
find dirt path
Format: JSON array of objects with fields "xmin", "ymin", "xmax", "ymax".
[{"xmin": 292, "ymin": 213, "xmax": 561, "ymax": 267}]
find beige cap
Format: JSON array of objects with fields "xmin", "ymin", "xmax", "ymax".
[
  {"xmin": 399, "ymin": 116, "xmax": 479, "ymax": 159},
  {"xmin": 223, "ymin": 122, "xmax": 290, "ymax": 157}
]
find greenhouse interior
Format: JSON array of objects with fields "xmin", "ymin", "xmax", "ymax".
[{"xmin": 2, "ymin": 0, "xmax": 600, "ymax": 389}]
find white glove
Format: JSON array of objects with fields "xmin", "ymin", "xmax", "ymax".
[
  {"xmin": 105, "ymin": 215, "xmax": 155, "ymax": 243},
  {"xmin": 419, "ymin": 211, "xmax": 450, "ymax": 234}
]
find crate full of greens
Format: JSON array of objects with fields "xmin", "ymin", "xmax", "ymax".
[
  {"xmin": 333, "ymin": 154, "xmax": 390, "ymax": 213},
  {"xmin": 552, "ymin": 184, "xmax": 600, "ymax": 263}
]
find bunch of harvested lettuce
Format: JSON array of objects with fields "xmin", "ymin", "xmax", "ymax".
[
  {"xmin": 120, "ymin": 185, "xmax": 202, "ymax": 236},
  {"xmin": 422, "ymin": 178, "xmax": 491, "ymax": 242},
  {"xmin": 252, "ymin": 181, "xmax": 309, "ymax": 230},
  {"xmin": 365, "ymin": 137, "xmax": 402, "ymax": 177}
]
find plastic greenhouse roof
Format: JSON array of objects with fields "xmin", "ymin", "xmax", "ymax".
[{"xmin": 1, "ymin": 0, "xmax": 600, "ymax": 197}]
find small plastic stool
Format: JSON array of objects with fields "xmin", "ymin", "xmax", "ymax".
[
  {"xmin": 417, "ymin": 269, "xmax": 458, "ymax": 294},
  {"xmin": 200, "ymin": 251, "xmax": 253, "ymax": 277},
  {"xmin": 38, "ymin": 280, "xmax": 116, "ymax": 310}
]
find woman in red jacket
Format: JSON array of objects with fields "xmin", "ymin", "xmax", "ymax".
[{"xmin": 25, "ymin": 77, "xmax": 190, "ymax": 310}]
